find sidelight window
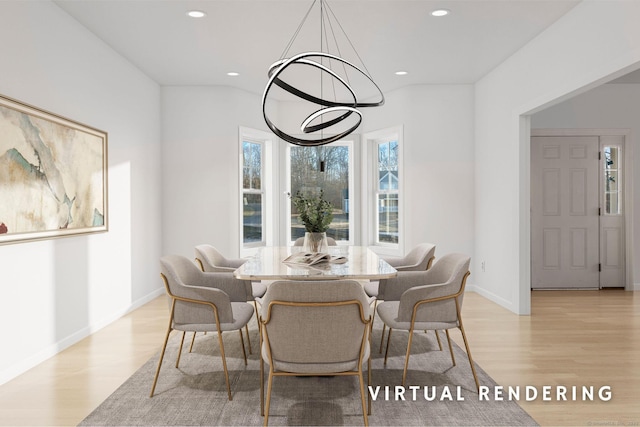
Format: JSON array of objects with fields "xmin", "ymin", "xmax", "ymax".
[{"xmin": 603, "ymin": 145, "xmax": 622, "ymax": 215}]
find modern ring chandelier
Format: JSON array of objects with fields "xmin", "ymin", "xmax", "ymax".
[{"xmin": 261, "ymin": 0, "xmax": 384, "ymax": 146}]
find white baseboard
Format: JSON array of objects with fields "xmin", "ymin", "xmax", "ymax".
[
  {"xmin": 466, "ymin": 284, "xmax": 519, "ymax": 314},
  {"xmin": 0, "ymin": 287, "xmax": 165, "ymax": 386}
]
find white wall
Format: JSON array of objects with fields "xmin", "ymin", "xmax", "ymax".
[
  {"xmin": 161, "ymin": 86, "xmax": 269, "ymax": 258},
  {"xmin": 163, "ymin": 84, "xmax": 475, "ymax": 279},
  {"xmin": 0, "ymin": 1, "xmax": 162, "ymax": 384},
  {"xmin": 475, "ymin": 0, "xmax": 640, "ymax": 314},
  {"xmin": 363, "ymin": 85, "xmax": 476, "ymax": 260},
  {"xmin": 532, "ymin": 83, "xmax": 640, "ymax": 287}
]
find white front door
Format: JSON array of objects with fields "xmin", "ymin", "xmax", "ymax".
[{"xmin": 531, "ymin": 136, "xmax": 600, "ymax": 289}]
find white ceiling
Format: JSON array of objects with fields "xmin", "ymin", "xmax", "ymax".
[{"xmin": 54, "ymin": 0, "xmax": 584, "ymax": 97}]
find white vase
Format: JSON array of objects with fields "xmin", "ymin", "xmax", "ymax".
[{"xmin": 303, "ymin": 232, "xmax": 328, "ymax": 253}]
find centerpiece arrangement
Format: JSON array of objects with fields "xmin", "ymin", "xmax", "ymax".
[{"xmin": 291, "ymin": 190, "xmax": 333, "ymax": 252}]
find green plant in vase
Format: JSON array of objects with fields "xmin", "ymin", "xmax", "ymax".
[{"xmin": 291, "ymin": 190, "xmax": 333, "ymax": 252}]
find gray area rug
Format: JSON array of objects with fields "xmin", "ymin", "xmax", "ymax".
[{"xmin": 80, "ymin": 317, "xmax": 537, "ymax": 426}]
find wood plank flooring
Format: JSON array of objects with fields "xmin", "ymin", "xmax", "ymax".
[{"xmin": 0, "ymin": 289, "xmax": 637, "ymax": 426}]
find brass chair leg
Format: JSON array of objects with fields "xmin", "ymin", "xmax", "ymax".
[
  {"xmin": 150, "ymin": 312, "xmax": 174, "ymax": 397},
  {"xmin": 435, "ymin": 329, "xmax": 443, "ymax": 351},
  {"xmin": 216, "ymin": 330, "xmax": 232, "ymax": 401},
  {"xmin": 189, "ymin": 332, "xmax": 197, "ymax": 353},
  {"xmin": 458, "ymin": 321, "xmax": 480, "ymax": 392},
  {"xmin": 250, "ymin": 299, "xmax": 261, "ymax": 354},
  {"xmin": 367, "ymin": 356, "xmax": 372, "ymax": 416},
  {"xmin": 239, "ymin": 329, "xmax": 248, "ymax": 365},
  {"xmin": 264, "ymin": 369, "xmax": 274, "ymax": 427},
  {"xmin": 445, "ymin": 329, "xmax": 456, "ymax": 366},
  {"xmin": 260, "ymin": 353, "xmax": 265, "ymax": 416},
  {"xmin": 379, "ymin": 324, "xmax": 386, "ymax": 353},
  {"xmin": 175, "ymin": 331, "xmax": 186, "ymax": 368},
  {"xmin": 383, "ymin": 328, "xmax": 393, "ymax": 365},
  {"xmin": 245, "ymin": 324, "xmax": 252, "ymax": 355},
  {"xmin": 358, "ymin": 368, "xmax": 369, "ymax": 426},
  {"xmin": 402, "ymin": 327, "xmax": 415, "ymax": 386},
  {"xmin": 371, "ymin": 299, "xmax": 378, "ymax": 328}
]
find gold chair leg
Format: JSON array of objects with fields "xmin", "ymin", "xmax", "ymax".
[
  {"xmin": 445, "ymin": 329, "xmax": 456, "ymax": 366},
  {"xmin": 458, "ymin": 322, "xmax": 480, "ymax": 392},
  {"xmin": 175, "ymin": 331, "xmax": 186, "ymax": 368},
  {"xmin": 260, "ymin": 355, "xmax": 265, "ymax": 416},
  {"xmin": 256, "ymin": 301, "xmax": 263, "ymax": 342},
  {"xmin": 216, "ymin": 330, "xmax": 232, "ymax": 401},
  {"xmin": 358, "ymin": 369, "xmax": 369, "ymax": 426},
  {"xmin": 264, "ymin": 369, "xmax": 275, "ymax": 427},
  {"xmin": 189, "ymin": 332, "xmax": 197, "ymax": 353},
  {"xmin": 402, "ymin": 328, "xmax": 415, "ymax": 386},
  {"xmin": 367, "ymin": 356, "xmax": 372, "ymax": 416},
  {"xmin": 379, "ymin": 323, "xmax": 387, "ymax": 353},
  {"xmin": 250, "ymin": 299, "xmax": 260, "ymax": 354},
  {"xmin": 239, "ymin": 329, "xmax": 248, "ymax": 365},
  {"xmin": 384, "ymin": 328, "xmax": 393, "ymax": 365},
  {"xmin": 150, "ymin": 317, "xmax": 174, "ymax": 397},
  {"xmin": 379, "ymin": 324, "xmax": 386, "ymax": 353},
  {"xmin": 435, "ymin": 330, "xmax": 443, "ymax": 351},
  {"xmin": 371, "ymin": 299, "xmax": 378, "ymax": 327},
  {"xmin": 245, "ymin": 324, "xmax": 252, "ymax": 355}
]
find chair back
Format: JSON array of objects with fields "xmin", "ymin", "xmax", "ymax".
[
  {"xmin": 398, "ymin": 253, "xmax": 470, "ymax": 324},
  {"xmin": 376, "ymin": 243, "xmax": 436, "ymax": 300},
  {"xmin": 260, "ymin": 280, "xmax": 370, "ymax": 371},
  {"xmin": 194, "ymin": 244, "xmax": 245, "ymax": 272},
  {"xmin": 385, "ymin": 243, "xmax": 436, "ymax": 271},
  {"xmin": 160, "ymin": 254, "xmax": 235, "ymax": 324}
]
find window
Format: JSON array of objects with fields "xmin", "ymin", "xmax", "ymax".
[
  {"xmin": 287, "ymin": 141, "xmax": 355, "ymax": 244},
  {"xmin": 377, "ymin": 140, "xmax": 399, "ymax": 243},
  {"xmin": 364, "ymin": 126, "xmax": 403, "ymax": 253},
  {"xmin": 239, "ymin": 127, "xmax": 274, "ymax": 253},
  {"xmin": 242, "ymin": 140, "xmax": 263, "ymax": 244},
  {"xmin": 603, "ymin": 144, "xmax": 622, "ymax": 215}
]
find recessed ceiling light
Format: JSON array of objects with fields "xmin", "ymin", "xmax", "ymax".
[
  {"xmin": 186, "ymin": 10, "xmax": 206, "ymax": 18},
  {"xmin": 431, "ymin": 9, "xmax": 450, "ymax": 17},
  {"xmin": 395, "ymin": 71, "xmax": 408, "ymax": 76},
  {"xmin": 227, "ymin": 72, "xmax": 239, "ymax": 77}
]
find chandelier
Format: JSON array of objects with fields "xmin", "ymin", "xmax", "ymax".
[{"xmin": 261, "ymin": 0, "xmax": 384, "ymax": 146}]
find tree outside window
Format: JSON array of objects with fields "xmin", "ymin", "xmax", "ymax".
[
  {"xmin": 242, "ymin": 140, "xmax": 263, "ymax": 244},
  {"xmin": 290, "ymin": 145, "xmax": 350, "ymax": 242}
]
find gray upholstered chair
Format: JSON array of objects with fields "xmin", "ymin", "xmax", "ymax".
[
  {"xmin": 364, "ymin": 243, "xmax": 436, "ymax": 350},
  {"xmin": 151, "ymin": 255, "xmax": 255, "ymax": 400},
  {"xmin": 195, "ymin": 244, "xmax": 266, "ymax": 315},
  {"xmin": 376, "ymin": 253, "xmax": 479, "ymax": 390},
  {"xmin": 293, "ymin": 236, "xmax": 338, "ymax": 246},
  {"xmin": 258, "ymin": 280, "xmax": 373, "ymax": 426},
  {"xmin": 193, "ymin": 244, "xmax": 260, "ymax": 354},
  {"xmin": 364, "ymin": 242, "xmax": 436, "ymax": 300}
]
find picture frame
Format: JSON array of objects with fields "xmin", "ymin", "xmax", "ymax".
[{"xmin": 0, "ymin": 94, "xmax": 108, "ymax": 244}]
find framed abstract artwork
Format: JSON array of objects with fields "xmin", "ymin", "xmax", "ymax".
[{"xmin": 0, "ymin": 94, "xmax": 108, "ymax": 244}]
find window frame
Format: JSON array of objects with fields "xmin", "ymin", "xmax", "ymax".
[
  {"xmin": 239, "ymin": 127, "xmax": 275, "ymax": 256},
  {"xmin": 601, "ymin": 142, "xmax": 623, "ymax": 216},
  {"xmin": 284, "ymin": 138, "xmax": 357, "ymax": 246},
  {"xmin": 363, "ymin": 126, "xmax": 404, "ymax": 256}
]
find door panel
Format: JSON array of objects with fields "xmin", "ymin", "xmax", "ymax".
[{"xmin": 531, "ymin": 136, "xmax": 599, "ymax": 289}]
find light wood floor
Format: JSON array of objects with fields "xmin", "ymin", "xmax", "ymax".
[{"xmin": 0, "ymin": 289, "xmax": 637, "ymax": 426}]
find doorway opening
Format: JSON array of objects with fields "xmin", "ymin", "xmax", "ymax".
[{"xmin": 530, "ymin": 129, "xmax": 629, "ymax": 289}]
